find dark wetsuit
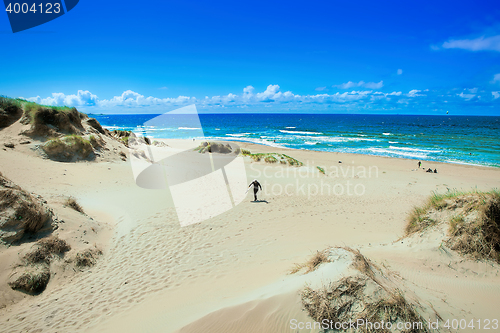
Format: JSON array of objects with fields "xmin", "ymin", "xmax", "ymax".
[{"xmin": 249, "ymin": 180, "xmax": 262, "ymax": 201}]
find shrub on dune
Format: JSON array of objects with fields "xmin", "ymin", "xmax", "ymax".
[{"xmin": 42, "ymin": 135, "xmax": 94, "ymax": 162}]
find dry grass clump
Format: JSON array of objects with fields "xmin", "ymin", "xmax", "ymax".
[
  {"xmin": 301, "ymin": 276, "xmax": 428, "ymax": 333},
  {"xmin": 42, "ymin": 135, "xmax": 94, "ymax": 162},
  {"xmin": 446, "ymin": 192, "xmax": 500, "ymax": 262},
  {"xmin": 0, "ymin": 175, "xmax": 51, "ymax": 243},
  {"xmin": 405, "ymin": 190, "xmax": 500, "ymax": 262},
  {"xmin": 75, "ymin": 247, "xmax": 103, "ymax": 267},
  {"xmin": 8, "ymin": 268, "xmax": 50, "ymax": 294},
  {"xmin": 23, "ymin": 236, "xmax": 71, "ymax": 265},
  {"xmin": 65, "ymin": 197, "xmax": 84, "ymax": 214},
  {"xmin": 89, "ymin": 134, "xmax": 105, "ymax": 149},
  {"xmin": 290, "ymin": 250, "xmax": 330, "ymax": 274},
  {"xmin": 21, "ymin": 105, "xmax": 84, "ymax": 137},
  {"xmin": 350, "ymin": 249, "xmax": 375, "ymax": 279}
]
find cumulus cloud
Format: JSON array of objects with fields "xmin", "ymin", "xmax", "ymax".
[
  {"xmin": 315, "ymin": 86, "xmax": 328, "ymax": 91},
  {"xmin": 26, "ymin": 84, "xmax": 500, "ymax": 114},
  {"xmin": 441, "ymin": 35, "xmax": 500, "ymax": 52},
  {"xmin": 492, "ymin": 73, "xmax": 500, "ymax": 83},
  {"xmin": 397, "ymin": 69, "xmax": 403, "ymax": 75},
  {"xmin": 334, "ymin": 80, "xmax": 384, "ymax": 89},
  {"xmin": 28, "ymin": 90, "xmax": 98, "ymax": 106}
]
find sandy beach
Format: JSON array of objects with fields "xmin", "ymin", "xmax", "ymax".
[{"xmin": 1, "ymin": 127, "xmax": 499, "ymax": 333}]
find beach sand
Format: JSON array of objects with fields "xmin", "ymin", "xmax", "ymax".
[{"xmin": 0, "ymin": 137, "xmax": 499, "ymax": 333}]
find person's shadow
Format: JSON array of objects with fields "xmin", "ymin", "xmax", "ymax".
[{"xmin": 251, "ymin": 200, "xmax": 269, "ymax": 204}]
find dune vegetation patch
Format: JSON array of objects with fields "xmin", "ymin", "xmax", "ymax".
[
  {"xmin": 65, "ymin": 197, "xmax": 84, "ymax": 214},
  {"xmin": 405, "ymin": 190, "xmax": 500, "ymax": 262},
  {"xmin": 240, "ymin": 149, "xmax": 303, "ymax": 166},
  {"xmin": 75, "ymin": 247, "xmax": 103, "ymax": 267},
  {"xmin": 301, "ymin": 276, "xmax": 428, "ymax": 333},
  {"xmin": 8, "ymin": 267, "xmax": 51, "ymax": 294},
  {"xmin": 41, "ymin": 134, "xmax": 94, "ymax": 162},
  {"xmin": 0, "ymin": 174, "xmax": 52, "ymax": 243},
  {"xmin": 0, "ymin": 96, "xmax": 23, "ymax": 127},
  {"xmin": 291, "ymin": 250, "xmax": 330, "ymax": 274},
  {"xmin": 23, "ymin": 236, "xmax": 71, "ymax": 265},
  {"xmin": 20, "ymin": 101, "xmax": 84, "ymax": 137},
  {"xmin": 196, "ymin": 141, "xmax": 239, "ymax": 154},
  {"xmin": 299, "ymin": 248, "xmax": 429, "ymax": 333}
]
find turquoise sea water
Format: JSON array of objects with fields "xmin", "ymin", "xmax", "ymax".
[{"xmin": 92, "ymin": 114, "xmax": 500, "ymax": 168}]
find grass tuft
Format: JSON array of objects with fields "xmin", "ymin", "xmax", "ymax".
[
  {"xmin": 301, "ymin": 276, "xmax": 428, "ymax": 333},
  {"xmin": 75, "ymin": 247, "xmax": 103, "ymax": 267},
  {"xmin": 65, "ymin": 197, "xmax": 84, "ymax": 214},
  {"xmin": 290, "ymin": 250, "xmax": 330, "ymax": 274},
  {"xmin": 8, "ymin": 269, "xmax": 50, "ymax": 294},
  {"xmin": 23, "ymin": 236, "xmax": 71, "ymax": 265}
]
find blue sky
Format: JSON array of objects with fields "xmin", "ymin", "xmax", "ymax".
[{"xmin": 1, "ymin": 0, "xmax": 500, "ymax": 114}]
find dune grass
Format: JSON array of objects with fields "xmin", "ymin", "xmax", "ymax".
[
  {"xmin": 405, "ymin": 189, "xmax": 500, "ymax": 262},
  {"xmin": 301, "ymin": 276, "xmax": 428, "ymax": 333},
  {"xmin": 290, "ymin": 250, "xmax": 330, "ymax": 274},
  {"xmin": 65, "ymin": 197, "xmax": 84, "ymax": 214},
  {"xmin": 42, "ymin": 135, "xmax": 94, "ymax": 161},
  {"xmin": 75, "ymin": 247, "xmax": 103, "ymax": 267},
  {"xmin": 23, "ymin": 236, "xmax": 71, "ymax": 265},
  {"xmin": 240, "ymin": 149, "xmax": 303, "ymax": 166},
  {"xmin": 8, "ymin": 269, "xmax": 50, "ymax": 294},
  {"xmin": 0, "ymin": 181, "xmax": 50, "ymax": 236}
]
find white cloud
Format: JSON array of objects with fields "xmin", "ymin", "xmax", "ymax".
[
  {"xmin": 159, "ymin": 86, "xmax": 168, "ymax": 90},
  {"xmin": 441, "ymin": 35, "xmax": 500, "ymax": 52},
  {"xmin": 492, "ymin": 73, "xmax": 500, "ymax": 83},
  {"xmin": 315, "ymin": 86, "xmax": 327, "ymax": 91},
  {"xmin": 458, "ymin": 92, "xmax": 476, "ymax": 100},
  {"xmin": 26, "ymin": 85, "xmax": 499, "ymax": 114},
  {"xmin": 28, "ymin": 90, "xmax": 98, "ymax": 106},
  {"xmin": 397, "ymin": 69, "xmax": 403, "ymax": 75},
  {"xmin": 407, "ymin": 90, "xmax": 424, "ymax": 97},
  {"xmin": 334, "ymin": 80, "xmax": 384, "ymax": 89}
]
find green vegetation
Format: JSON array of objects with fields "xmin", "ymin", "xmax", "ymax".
[
  {"xmin": 42, "ymin": 135, "xmax": 94, "ymax": 161},
  {"xmin": 240, "ymin": 149, "xmax": 303, "ymax": 166},
  {"xmin": 405, "ymin": 189, "xmax": 500, "ymax": 262}
]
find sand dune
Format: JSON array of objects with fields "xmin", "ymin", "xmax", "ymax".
[{"xmin": 0, "ymin": 130, "xmax": 499, "ymax": 332}]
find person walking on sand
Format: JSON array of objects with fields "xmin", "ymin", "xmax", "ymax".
[
  {"xmin": 248, "ymin": 179, "xmax": 262, "ymax": 202},
  {"xmin": 418, "ymin": 161, "xmax": 421, "ymax": 168}
]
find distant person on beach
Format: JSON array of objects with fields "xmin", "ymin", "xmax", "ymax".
[
  {"xmin": 248, "ymin": 179, "xmax": 262, "ymax": 202},
  {"xmin": 418, "ymin": 161, "xmax": 421, "ymax": 168},
  {"xmin": 426, "ymin": 168, "xmax": 433, "ymax": 173},
  {"xmin": 434, "ymin": 169, "xmax": 438, "ymax": 173}
]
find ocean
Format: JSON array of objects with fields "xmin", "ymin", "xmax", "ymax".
[{"xmin": 92, "ymin": 114, "xmax": 500, "ymax": 168}]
